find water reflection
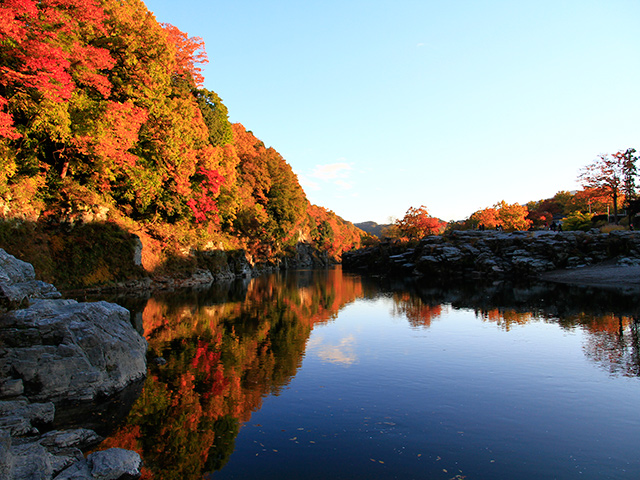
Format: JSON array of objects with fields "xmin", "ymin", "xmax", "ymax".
[
  {"xmin": 307, "ymin": 334, "xmax": 358, "ymax": 366},
  {"xmin": 96, "ymin": 268, "xmax": 640, "ymax": 479}
]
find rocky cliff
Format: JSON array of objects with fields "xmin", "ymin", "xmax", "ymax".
[{"xmin": 0, "ymin": 249, "xmax": 147, "ymax": 480}]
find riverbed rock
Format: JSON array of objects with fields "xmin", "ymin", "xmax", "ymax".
[
  {"xmin": 0, "ymin": 249, "xmax": 61, "ymax": 312},
  {"xmin": 0, "ymin": 299, "xmax": 147, "ymax": 404},
  {"xmin": 0, "ymin": 399, "xmax": 55, "ymax": 435},
  {"xmin": 52, "ymin": 448, "xmax": 141, "ymax": 480},
  {"xmin": 1, "ymin": 428, "xmax": 105, "ymax": 480},
  {"xmin": 0, "ymin": 248, "xmax": 147, "ymax": 480}
]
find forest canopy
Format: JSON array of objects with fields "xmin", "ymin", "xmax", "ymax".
[{"xmin": 0, "ymin": 0, "xmax": 362, "ymax": 284}]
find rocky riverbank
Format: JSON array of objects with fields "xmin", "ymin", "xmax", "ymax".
[
  {"xmin": 343, "ymin": 230, "xmax": 640, "ymax": 286},
  {"xmin": 0, "ymin": 249, "xmax": 147, "ymax": 479},
  {"xmin": 73, "ymin": 241, "xmax": 332, "ymax": 296}
]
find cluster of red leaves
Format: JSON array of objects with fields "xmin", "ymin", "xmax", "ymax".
[
  {"xmin": 191, "ymin": 340, "xmax": 229, "ymax": 399},
  {"xmin": 0, "ymin": 0, "xmax": 113, "ymax": 101},
  {"xmin": 396, "ymin": 205, "xmax": 446, "ymax": 238},
  {"xmin": 187, "ymin": 168, "xmax": 225, "ymax": 223}
]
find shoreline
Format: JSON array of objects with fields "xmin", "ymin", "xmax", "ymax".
[{"xmin": 540, "ymin": 264, "xmax": 640, "ymax": 289}]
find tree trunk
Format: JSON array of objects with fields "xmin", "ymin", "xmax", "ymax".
[{"xmin": 60, "ymin": 160, "xmax": 69, "ymax": 179}]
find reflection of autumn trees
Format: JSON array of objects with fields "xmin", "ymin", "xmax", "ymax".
[
  {"xmin": 96, "ymin": 271, "xmax": 640, "ymax": 479},
  {"xmin": 98, "ymin": 269, "xmax": 364, "ymax": 479},
  {"xmin": 392, "ymin": 292, "xmax": 443, "ymax": 328},
  {"xmin": 478, "ymin": 307, "xmax": 640, "ymax": 377},
  {"xmin": 582, "ymin": 314, "xmax": 640, "ymax": 377},
  {"xmin": 479, "ymin": 309, "xmax": 538, "ymax": 331}
]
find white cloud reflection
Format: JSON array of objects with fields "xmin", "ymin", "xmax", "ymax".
[{"xmin": 307, "ymin": 335, "xmax": 358, "ymax": 366}]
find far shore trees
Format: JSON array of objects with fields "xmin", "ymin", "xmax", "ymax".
[
  {"xmin": 579, "ymin": 148, "xmax": 638, "ymax": 223},
  {"xmin": 466, "ymin": 201, "xmax": 531, "ymax": 231},
  {"xmin": 395, "ymin": 205, "xmax": 446, "ymax": 239}
]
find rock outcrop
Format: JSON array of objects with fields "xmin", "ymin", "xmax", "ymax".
[
  {"xmin": 0, "ymin": 249, "xmax": 61, "ymax": 313},
  {"xmin": 0, "ymin": 299, "xmax": 147, "ymax": 404},
  {"xmin": 343, "ymin": 230, "xmax": 640, "ymax": 279},
  {"xmin": 0, "ymin": 249, "xmax": 146, "ymax": 480}
]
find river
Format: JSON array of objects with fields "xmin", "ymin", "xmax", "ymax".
[{"xmin": 94, "ymin": 267, "xmax": 640, "ymax": 479}]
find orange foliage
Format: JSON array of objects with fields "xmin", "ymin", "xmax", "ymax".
[
  {"xmin": 396, "ymin": 205, "xmax": 446, "ymax": 238},
  {"xmin": 393, "ymin": 293, "xmax": 443, "ymax": 328},
  {"xmin": 472, "ymin": 207, "xmax": 499, "ymax": 229},
  {"xmin": 470, "ymin": 201, "xmax": 531, "ymax": 231},
  {"xmin": 162, "ymin": 23, "xmax": 208, "ymax": 87}
]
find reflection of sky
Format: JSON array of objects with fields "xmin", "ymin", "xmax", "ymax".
[
  {"xmin": 216, "ymin": 295, "xmax": 640, "ymax": 480},
  {"xmin": 307, "ymin": 335, "xmax": 357, "ymax": 366}
]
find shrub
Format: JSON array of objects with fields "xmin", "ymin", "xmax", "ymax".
[{"xmin": 562, "ymin": 212, "xmax": 594, "ymax": 231}]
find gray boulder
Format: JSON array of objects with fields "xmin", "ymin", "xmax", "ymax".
[
  {"xmin": 0, "ymin": 249, "xmax": 146, "ymax": 480},
  {"xmin": 0, "ymin": 249, "xmax": 61, "ymax": 312},
  {"xmin": 0, "ymin": 299, "xmax": 147, "ymax": 403},
  {"xmin": 1, "ymin": 428, "xmax": 104, "ymax": 480},
  {"xmin": 53, "ymin": 448, "xmax": 141, "ymax": 480},
  {"xmin": 0, "ymin": 399, "xmax": 55, "ymax": 436}
]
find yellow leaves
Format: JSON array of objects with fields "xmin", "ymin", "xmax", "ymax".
[
  {"xmin": 27, "ymin": 97, "xmax": 72, "ymax": 143},
  {"xmin": 0, "ymin": 146, "xmax": 17, "ymax": 184}
]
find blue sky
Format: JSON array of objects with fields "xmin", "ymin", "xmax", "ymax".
[{"xmin": 144, "ymin": 0, "xmax": 640, "ymax": 224}]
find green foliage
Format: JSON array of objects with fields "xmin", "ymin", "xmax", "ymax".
[
  {"xmin": 562, "ymin": 212, "xmax": 594, "ymax": 231},
  {"xmin": 195, "ymin": 89, "xmax": 233, "ymax": 147}
]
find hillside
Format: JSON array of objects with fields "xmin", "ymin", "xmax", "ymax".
[
  {"xmin": 0, "ymin": 0, "xmax": 363, "ymax": 288},
  {"xmin": 354, "ymin": 221, "xmax": 392, "ymax": 238}
]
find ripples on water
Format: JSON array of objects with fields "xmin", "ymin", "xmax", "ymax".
[{"xmin": 92, "ymin": 267, "xmax": 640, "ymax": 480}]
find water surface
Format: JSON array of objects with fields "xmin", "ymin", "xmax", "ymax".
[{"xmin": 98, "ymin": 268, "xmax": 640, "ymax": 479}]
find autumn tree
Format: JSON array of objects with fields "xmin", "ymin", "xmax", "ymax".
[
  {"xmin": 0, "ymin": 0, "xmax": 367, "ymax": 274},
  {"xmin": 579, "ymin": 149, "xmax": 638, "ymax": 223},
  {"xmin": 161, "ymin": 22, "xmax": 208, "ymax": 89},
  {"xmin": 495, "ymin": 201, "xmax": 531, "ymax": 231},
  {"xmin": 571, "ymin": 188, "xmax": 610, "ymax": 215},
  {"xmin": 469, "ymin": 201, "xmax": 531, "ymax": 231},
  {"xmin": 396, "ymin": 205, "xmax": 445, "ymax": 238},
  {"xmin": 617, "ymin": 148, "xmax": 638, "ymax": 205},
  {"xmin": 0, "ymin": 0, "xmax": 115, "ymax": 181},
  {"xmin": 526, "ymin": 194, "xmax": 568, "ymax": 227},
  {"xmin": 469, "ymin": 206, "xmax": 499, "ymax": 229},
  {"xmin": 308, "ymin": 205, "xmax": 362, "ymax": 260}
]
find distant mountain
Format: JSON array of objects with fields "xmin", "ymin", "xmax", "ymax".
[{"xmin": 354, "ymin": 221, "xmax": 392, "ymax": 238}]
